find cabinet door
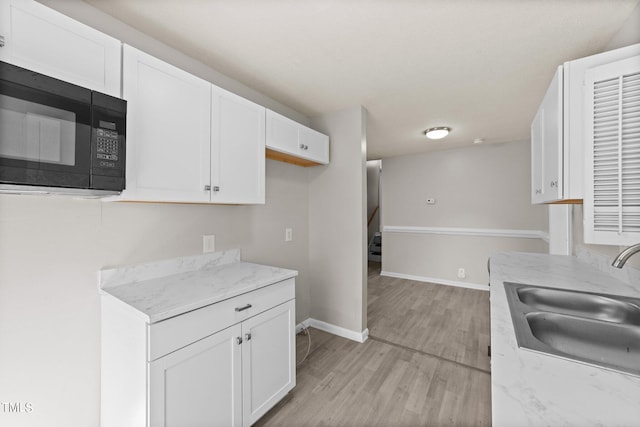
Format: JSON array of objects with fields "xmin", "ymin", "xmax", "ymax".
[
  {"xmin": 149, "ymin": 324, "xmax": 242, "ymax": 427},
  {"xmin": 0, "ymin": 0, "xmax": 121, "ymax": 97},
  {"xmin": 531, "ymin": 66, "xmax": 563, "ymax": 204},
  {"xmin": 299, "ymin": 126, "xmax": 329, "ymax": 164},
  {"xmin": 211, "ymin": 86, "xmax": 265, "ymax": 204},
  {"xmin": 122, "ymin": 45, "xmax": 211, "ymax": 202},
  {"xmin": 266, "ymin": 109, "xmax": 330, "ymax": 166},
  {"xmin": 242, "ymin": 300, "xmax": 295, "ymax": 427},
  {"xmin": 531, "ymin": 107, "xmax": 544, "ymax": 203},
  {"xmin": 266, "ymin": 109, "xmax": 299, "ymax": 154},
  {"xmin": 584, "ymin": 55, "xmax": 640, "ymax": 245}
]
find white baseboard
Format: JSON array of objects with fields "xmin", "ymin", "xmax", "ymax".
[
  {"xmin": 380, "ymin": 270, "xmax": 489, "ymax": 292},
  {"xmin": 297, "ymin": 318, "xmax": 368, "ymax": 343}
]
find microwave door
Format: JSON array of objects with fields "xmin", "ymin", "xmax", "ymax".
[{"xmin": 0, "ymin": 76, "xmax": 92, "ymax": 189}]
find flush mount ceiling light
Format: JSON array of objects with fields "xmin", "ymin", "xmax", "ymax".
[{"xmin": 424, "ymin": 127, "xmax": 451, "ymax": 140}]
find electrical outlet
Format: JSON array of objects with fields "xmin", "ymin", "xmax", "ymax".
[
  {"xmin": 457, "ymin": 267, "xmax": 466, "ymax": 279},
  {"xmin": 203, "ymin": 235, "xmax": 215, "ymax": 253},
  {"xmin": 285, "ymin": 228, "xmax": 293, "ymax": 242}
]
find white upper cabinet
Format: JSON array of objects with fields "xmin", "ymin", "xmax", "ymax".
[
  {"xmin": 531, "ymin": 66, "xmax": 563, "ymax": 204},
  {"xmin": 266, "ymin": 109, "xmax": 329, "ymax": 166},
  {"xmin": 121, "ymin": 45, "xmax": 266, "ymax": 204},
  {"xmin": 122, "ymin": 44, "xmax": 212, "ymax": 202},
  {"xmin": 584, "ymin": 54, "xmax": 640, "ymax": 245},
  {"xmin": 211, "ymin": 86, "xmax": 265, "ymax": 204},
  {"xmin": 0, "ymin": 0, "xmax": 121, "ymax": 97},
  {"xmin": 531, "ymin": 43, "xmax": 640, "ymax": 205}
]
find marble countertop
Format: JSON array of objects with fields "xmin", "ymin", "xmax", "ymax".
[
  {"xmin": 99, "ymin": 249, "xmax": 298, "ymax": 323},
  {"xmin": 490, "ymin": 252, "xmax": 640, "ymax": 427}
]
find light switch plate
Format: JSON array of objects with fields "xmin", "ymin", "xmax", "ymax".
[{"xmin": 203, "ymin": 235, "xmax": 215, "ymax": 253}]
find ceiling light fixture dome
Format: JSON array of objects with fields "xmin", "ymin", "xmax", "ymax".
[{"xmin": 424, "ymin": 127, "xmax": 451, "ymax": 140}]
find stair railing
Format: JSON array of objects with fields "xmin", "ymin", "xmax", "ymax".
[{"xmin": 367, "ymin": 206, "xmax": 379, "ymax": 228}]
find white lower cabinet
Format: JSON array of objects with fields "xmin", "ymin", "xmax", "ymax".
[
  {"xmin": 241, "ymin": 300, "xmax": 296, "ymax": 426},
  {"xmin": 150, "ymin": 324, "xmax": 243, "ymax": 427},
  {"xmin": 101, "ymin": 279, "xmax": 296, "ymax": 427}
]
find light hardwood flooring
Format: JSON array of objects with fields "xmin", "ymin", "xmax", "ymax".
[
  {"xmin": 256, "ymin": 262, "xmax": 491, "ymax": 426},
  {"xmin": 367, "ymin": 265, "xmax": 491, "ymax": 372}
]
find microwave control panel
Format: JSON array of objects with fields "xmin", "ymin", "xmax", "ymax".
[{"xmin": 96, "ymin": 128, "xmax": 119, "ymax": 167}]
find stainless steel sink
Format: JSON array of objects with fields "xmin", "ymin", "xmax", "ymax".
[
  {"xmin": 504, "ymin": 282, "xmax": 640, "ymax": 376},
  {"xmin": 517, "ymin": 286, "xmax": 640, "ymax": 325}
]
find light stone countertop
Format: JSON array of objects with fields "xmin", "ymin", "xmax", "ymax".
[
  {"xmin": 99, "ymin": 249, "xmax": 298, "ymax": 324},
  {"xmin": 490, "ymin": 252, "xmax": 640, "ymax": 427}
]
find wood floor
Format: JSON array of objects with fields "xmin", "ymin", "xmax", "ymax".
[{"xmin": 256, "ymin": 262, "xmax": 492, "ymax": 426}]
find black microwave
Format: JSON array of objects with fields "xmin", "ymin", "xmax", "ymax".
[{"xmin": 0, "ymin": 61, "xmax": 126, "ymax": 196}]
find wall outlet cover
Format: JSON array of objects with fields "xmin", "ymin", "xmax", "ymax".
[
  {"xmin": 457, "ymin": 267, "xmax": 466, "ymax": 279},
  {"xmin": 285, "ymin": 228, "xmax": 293, "ymax": 242},
  {"xmin": 426, "ymin": 198, "xmax": 436, "ymax": 205}
]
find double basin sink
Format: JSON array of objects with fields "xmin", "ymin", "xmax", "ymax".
[{"xmin": 504, "ymin": 282, "xmax": 640, "ymax": 376}]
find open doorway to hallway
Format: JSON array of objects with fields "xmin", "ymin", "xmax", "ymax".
[{"xmin": 367, "ymin": 160, "xmax": 382, "ymax": 264}]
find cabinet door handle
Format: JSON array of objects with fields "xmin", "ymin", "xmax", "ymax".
[
  {"xmin": 204, "ymin": 185, "xmax": 211, "ymax": 191},
  {"xmin": 236, "ymin": 337, "xmax": 243, "ymax": 345},
  {"xmin": 235, "ymin": 304, "xmax": 252, "ymax": 312},
  {"xmin": 535, "ymin": 189, "xmax": 541, "ymax": 195},
  {"xmin": 0, "ymin": 36, "xmax": 5, "ymax": 48},
  {"xmin": 213, "ymin": 186, "xmax": 220, "ymax": 192},
  {"xmin": 245, "ymin": 333, "xmax": 252, "ymax": 341},
  {"xmin": 550, "ymin": 181, "xmax": 557, "ymax": 188}
]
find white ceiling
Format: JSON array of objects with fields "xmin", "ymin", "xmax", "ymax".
[{"xmin": 85, "ymin": 0, "xmax": 639, "ymax": 159}]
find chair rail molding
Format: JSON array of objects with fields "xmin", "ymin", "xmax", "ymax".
[{"xmin": 383, "ymin": 225, "xmax": 549, "ymax": 242}]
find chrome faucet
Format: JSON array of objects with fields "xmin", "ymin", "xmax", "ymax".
[{"xmin": 612, "ymin": 243, "xmax": 640, "ymax": 268}]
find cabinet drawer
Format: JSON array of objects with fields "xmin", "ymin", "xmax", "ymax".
[{"xmin": 148, "ymin": 278, "xmax": 294, "ymax": 361}]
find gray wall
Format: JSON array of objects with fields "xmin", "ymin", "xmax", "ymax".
[
  {"xmin": 309, "ymin": 106, "xmax": 368, "ymax": 335},
  {"xmin": 381, "ymin": 140, "xmax": 548, "ymax": 285},
  {"xmin": 605, "ymin": 0, "xmax": 640, "ymax": 51}
]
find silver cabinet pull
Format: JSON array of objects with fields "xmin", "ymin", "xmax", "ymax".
[
  {"xmin": 204, "ymin": 185, "xmax": 211, "ymax": 191},
  {"xmin": 0, "ymin": 36, "xmax": 5, "ymax": 48},
  {"xmin": 245, "ymin": 333, "xmax": 252, "ymax": 341},
  {"xmin": 235, "ymin": 304, "xmax": 252, "ymax": 312},
  {"xmin": 213, "ymin": 186, "xmax": 220, "ymax": 192},
  {"xmin": 236, "ymin": 337, "xmax": 243, "ymax": 345},
  {"xmin": 550, "ymin": 181, "xmax": 557, "ymax": 188},
  {"xmin": 535, "ymin": 189, "xmax": 542, "ymax": 195}
]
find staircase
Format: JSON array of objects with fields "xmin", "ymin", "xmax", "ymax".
[{"xmin": 368, "ymin": 232, "xmax": 382, "ymax": 262}]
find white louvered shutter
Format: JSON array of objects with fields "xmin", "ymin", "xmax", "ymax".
[{"xmin": 584, "ymin": 55, "xmax": 640, "ymax": 245}]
